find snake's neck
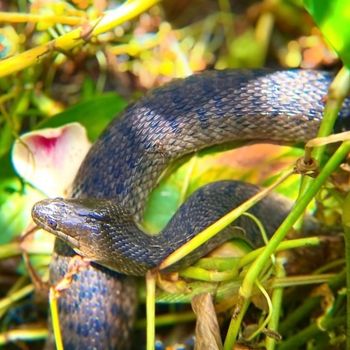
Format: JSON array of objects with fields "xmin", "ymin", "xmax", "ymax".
[{"xmin": 33, "ymin": 181, "xmax": 292, "ymax": 276}]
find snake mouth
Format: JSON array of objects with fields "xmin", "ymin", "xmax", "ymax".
[
  {"xmin": 33, "ymin": 216, "xmax": 81, "ymax": 250},
  {"xmin": 49, "ymin": 228, "xmax": 81, "ymax": 250}
]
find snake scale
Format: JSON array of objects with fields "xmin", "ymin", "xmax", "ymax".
[{"xmin": 32, "ymin": 69, "xmax": 350, "ymax": 349}]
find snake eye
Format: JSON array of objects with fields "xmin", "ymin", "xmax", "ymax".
[{"xmin": 46, "ymin": 217, "xmax": 57, "ymax": 230}]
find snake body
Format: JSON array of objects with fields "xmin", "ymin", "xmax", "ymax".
[{"xmin": 32, "ymin": 69, "xmax": 350, "ymax": 349}]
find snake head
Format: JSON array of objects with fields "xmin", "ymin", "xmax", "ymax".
[{"xmin": 31, "ymin": 197, "xmax": 129, "ymax": 261}]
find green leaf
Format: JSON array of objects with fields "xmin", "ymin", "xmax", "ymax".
[
  {"xmin": 0, "ymin": 153, "xmax": 16, "ymax": 179},
  {"xmin": 0, "ymin": 122, "xmax": 14, "ymax": 158},
  {"xmin": 304, "ymin": 0, "xmax": 350, "ymax": 67},
  {"xmin": 37, "ymin": 93, "xmax": 127, "ymax": 141},
  {"xmin": 0, "ymin": 178, "xmax": 41, "ymax": 243}
]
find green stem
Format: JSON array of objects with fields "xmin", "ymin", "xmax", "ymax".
[
  {"xmin": 0, "ymin": 277, "xmax": 28, "ymax": 318},
  {"xmin": 346, "ymin": 229, "xmax": 350, "ymax": 349},
  {"xmin": 0, "ymin": 284, "xmax": 34, "ymax": 310},
  {"xmin": 0, "ymin": 242, "xmax": 21, "ymax": 259},
  {"xmin": 160, "ymin": 170, "xmax": 294, "ymax": 269},
  {"xmin": 223, "ymin": 297, "xmax": 250, "ymax": 350},
  {"xmin": 238, "ymin": 237, "xmax": 321, "ymax": 269},
  {"xmin": 278, "ymin": 296, "xmax": 320, "ymax": 335},
  {"xmin": 278, "ymin": 316, "xmax": 346, "ymax": 350},
  {"xmin": 295, "ymin": 66, "xmax": 350, "ymax": 231},
  {"xmin": 272, "ymin": 274, "xmax": 335, "ymax": 288},
  {"xmin": 49, "ymin": 288, "xmax": 63, "ymax": 350},
  {"xmin": 0, "ymin": 328, "xmax": 48, "ymax": 345},
  {"xmin": 255, "ymin": 3, "xmax": 275, "ymax": 66},
  {"xmin": 313, "ymin": 66, "xmax": 350, "ymax": 163},
  {"xmin": 146, "ymin": 271, "xmax": 156, "ymax": 350},
  {"xmin": 246, "ymin": 280, "xmax": 273, "ymax": 340},
  {"xmin": 179, "ymin": 266, "xmax": 238, "ymax": 282},
  {"xmin": 342, "ymin": 192, "xmax": 350, "ymax": 349},
  {"xmin": 224, "ymin": 141, "xmax": 350, "ymax": 350},
  {"xmin": 241, "ymin": 141, "xmax": 350, "ymax": 300},
  {"xmin": 179, "ymin": 154, "xmax": 198, "ymax": 203},
  {"xmin": 277, "ymin": 270, "xmax": 345, "ymax": 335},
  {"xmin": 135, "ymin": 311, "xmax": 195, "ymax": 328},
  {"xmin": 0, "ymin": 0, "xmax": 160, "ymax": 77},
  {"xmin": 266, "ymin": 259, "xmax": 285, "ymax": 350}
]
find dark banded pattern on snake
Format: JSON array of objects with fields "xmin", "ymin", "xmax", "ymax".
[{"xmin": 32, "ymin": 70, "xmax": 350, "ymax": 349}]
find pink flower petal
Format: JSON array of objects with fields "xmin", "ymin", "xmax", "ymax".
[{"xmin": 12, "ymin": 123, "xmax": 91, "ymax": 197}]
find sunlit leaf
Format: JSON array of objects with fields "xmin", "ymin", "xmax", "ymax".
[
  {"xmin": 37, "ymin": 93, "xmax": 127, "ymax": 141},
  {"xmin": 0, "ymin": 178, "xmax": 43, "ymax": 243},
  {"xmin": 304, "ymin": 0, "xmax": 350, "ymax": 67}
]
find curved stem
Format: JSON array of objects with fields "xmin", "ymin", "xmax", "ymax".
[{"xmin": 241, "ymin": 141, "xmax": 350, "ymax": 300}]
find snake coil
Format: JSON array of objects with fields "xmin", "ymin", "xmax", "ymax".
[{"xmin": 32, "ymin": 69, "xmax": 350, "ymax": 349}]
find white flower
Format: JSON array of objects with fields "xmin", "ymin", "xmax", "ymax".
[{"xmin": 12, "ymin": 122, "xmax": 91, "ymax": 197}]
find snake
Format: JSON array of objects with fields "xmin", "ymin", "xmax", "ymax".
[{"xmin": 31, "ymin": 69, "xmax": 350, "ymax": 349}]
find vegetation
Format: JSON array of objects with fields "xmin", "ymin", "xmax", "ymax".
[{"xmin": 0, "ymin": 0, "xmax": 349, "ymax": 349}]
